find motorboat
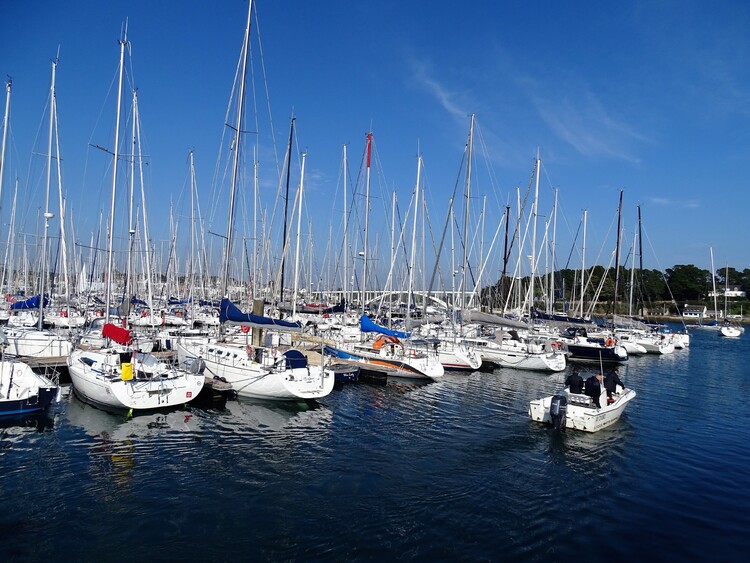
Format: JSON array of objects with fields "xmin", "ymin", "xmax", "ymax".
[{"xmin": 529, "ymin": 383, "xmax": 636, "ymax": 432}]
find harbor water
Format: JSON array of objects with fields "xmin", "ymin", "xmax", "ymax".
[{"xmin": 2, "ymin": 327, "xmax": 748, "ymax": 561}]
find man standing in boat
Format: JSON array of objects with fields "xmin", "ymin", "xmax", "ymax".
[
  {"xmin": 565, "ymin": 367, "xmax": 584, "ymax": 394},
  {"xmin": 585, "ymin": 373, "xmax": 604, "ymax": 407},
  {"xmin": 604, "ymin": 367, "xmax": 625, "ymax": 403}
]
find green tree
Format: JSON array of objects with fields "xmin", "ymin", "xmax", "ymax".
[{"xmin": 665, "ymin": 264, "xmax": 710, "ymax": 301}]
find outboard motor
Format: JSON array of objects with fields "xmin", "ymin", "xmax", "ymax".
[{"xmin": 549, "ymin": 393, "xmax": 568, "ymax": 431}]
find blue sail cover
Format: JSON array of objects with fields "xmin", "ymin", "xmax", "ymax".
[
  {"xmin": 360, "ymin": 315, "xmax": 410, "ymax": 338},
  {"xmin": 130, "ymin": 296, "xmax": 147, "ymax": 306},
  {"xmin": 10, "ymin": 295, "xmax": 49, "ymax": 310},
  {"xmin": 219, "ymin": 298, "xmax": 302, "ymax": 332}
]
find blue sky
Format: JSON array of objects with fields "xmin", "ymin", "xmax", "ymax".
[{"xmin": 1, "ymin": 0, "xmax": 749, "ymax": 294}]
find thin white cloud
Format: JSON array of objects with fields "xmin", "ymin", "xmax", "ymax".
[
  {"xmin": 409, "ymin": 60, "xmax": 467, "ymax": 122},
  {"xmin": 533, "ymin": 91, "xmax": 649, "ymax": 164},
  {"xmin": 648, "ymin": 196, "xmax": 701, "ymax": 209}
]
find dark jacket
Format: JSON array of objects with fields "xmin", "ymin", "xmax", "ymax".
[
  {"xmin": 604, "ymin": 371, "xmax": 624, "ymax": 394},
  {"xmin": 585, "ymin": 375, "xmax": 603, "ymax": 407},
  {"xmin": 585, "ymin": 375, "xmax": 602, "ymax": 397},
  {"xmin": 565, "ymin": 373, "xmax": 584, "ymax": 394}
]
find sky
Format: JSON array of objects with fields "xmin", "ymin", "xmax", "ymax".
[{"xmin": 1, "ymin": 0, "xmax": 749, "ymax": 295}]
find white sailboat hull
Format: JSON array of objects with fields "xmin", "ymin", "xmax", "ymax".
[
  {"xmin": 68, "ymin": 348, "xmax": 204, "ymax": 411},
  {"xmin": 3, "ymin": 328, "xmax": 73, "ymax": 358},
  {"xmin": 176, "ymin": 339, "xmax": 334, "ymax": 401}
]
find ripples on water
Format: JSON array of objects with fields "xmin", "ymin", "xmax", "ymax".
[{"xmin": 1, "ymin": 328, "xmax": 749, "ymax": 561}]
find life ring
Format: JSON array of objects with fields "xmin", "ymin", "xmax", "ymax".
[
  {"xmin": 61, "ymin": 309, "xmax": 68, "ymax": 318},
  {"xmin": 241, "ymin": 325, "xmax": 251, "ymax": 334},
  {"xmin": 246, "ymin": 345, "xmax": 254, "ymax": 357},
  {"xmin": 605, "ymin": 338, "xmax": 615, "ymax": 347},
  {"xmin": 95, "ymin": 310, "xmax": 103, "ymax": 317},
  {"xmin": 141, "ymin": 310, "xmax": 149, "ymax": 317},
  {"xmin": 551, "ymin": 340, "xmax": 560, "ymax": 350}
]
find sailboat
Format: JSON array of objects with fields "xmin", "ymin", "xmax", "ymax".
[
  {"xmin": 0, "ymin": 329, "xmax": 60, "ymax": 416},
  {"xmin": 719, "ymin": 265, "xmax": 743, "ymax": 337},
  {"xmin": 175, "ymin": 1, "xmax": 334, "ymax": 401},
  {"xmin": 67, "ymin": 26, "xmax": 204, "ymax": 412},
  {"xmin": 2, "ymin": 57, "xmax": 74, "ymax": 360}
]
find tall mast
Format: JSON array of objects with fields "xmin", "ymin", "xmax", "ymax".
[
  {"xmin": 361, "ymin": 132, "xmax": 372, "ymax": 316},
  {"xmin": 291, "ymin": 152, "xmax": 306, "ymax": 317},
  {"xmin": 579, "ymin": 209, "xmax": 587, "ymax": 317},
  {"xmin": 710, "ymin": 246, "xmax": 717, "ymax": 320},
  {"xmin": 0, "ymin": 79, "xmax": 11, "ymax": 214},
  {"xmin": 134, "ymin": 94, "xmax": 155, "ymax": 328},
  {"xmin": 105, "ymin": 27, "xmax": 127, "ymax": 324},
  {"xmin": 53, "ymin": 82, "xmax": 70, "ymax": 313},
  {"xmin": 189, "ymin": 149, "xmax": 196, "ymax": 323},
  {"xmin": 528, "ymin": 152, "xmax": 540, "ymax": 323},
  {"xmin": 407, "ymin": 154, "xmax": 422, "ymax": 328},
  {"xmin": 461, "ymin": 114, "xmax": 475, "ymax": 310},
  {"xmin": 279, "ymin": 115, "xmax": 295, "ymax": 304},
  {"xmin": 612, "ymin": 189, "xmax": 624, "ymax": 318},
  {"xmin": 221, "ymin": 0, "xmax": 253, "ymax": 299},
  {"xmin": 342, "ymin": 144, "xmax": 348, "ymax": 307},
  {"xmin": 549, "ymin": 188, "xmax": 558, "ymax": 314},
  {"xmin": 637, "ymin": 205, "xmax": 644, "ymax": 317},
  {"xmin": 123, "ymin": 87, "xmax": 138, "ymax": 324},
  {"xmin": 252, "ymin": 145, "xmax": 258, "ymax": 299},
  {"xmin": 628, "ymin": 224, "xmax": 637, "ymax": 317},
  {"xmin": 38, "ymin": 55, "xmax": 59, "ymax": 330}
]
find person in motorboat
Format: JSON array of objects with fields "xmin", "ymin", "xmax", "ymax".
[
  {"xmin": 565, "ymin": 367, "xmax": 584, "ymax": 394},
  {"xmin": 585, "ymin": 374, "xmax": 604, "ymax": 407},
  {"xmin": 604, "ymin": 367, "xmax": 625, "ymax": 403}
]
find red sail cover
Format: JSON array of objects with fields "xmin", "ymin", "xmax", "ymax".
[{"xmin": 102, "ymin": 323, "xmax": 132, "ymax": 345}]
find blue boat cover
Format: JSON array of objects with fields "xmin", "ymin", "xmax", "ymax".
[
  {"xmin": 219, "ymin": 298, "xmax": 302, "ymax": 332},
  {"xmin": 10, "ymin": 295, "xmax": 49, "ymax": 310},
  {"xmin": 130, "ymin": 296, "xmax": 147, "ymax": 306},
  {"xmin": 360, "ymin": 315, "xmax": 410, "ymax": 338}
]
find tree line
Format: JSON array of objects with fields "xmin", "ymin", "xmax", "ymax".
[{"xmin": 481, "ymin": 264, "xmax": 750, "ymax": 314}]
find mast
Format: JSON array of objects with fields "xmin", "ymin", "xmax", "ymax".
[
  {"xmin": 189, "ymin": 149, "xmax": 196, "ymax": 324},
  {"xmin": 461, "ymin": 114, "xmax": 475, "ymax": 310},
  {"xmin": 279, "ymin": 115, "xmax": 295, "ymax": 304},
  {"xmin": 361, "ymin": 132, "xmax": 372, "ymax": 316},
  {"xmin": 549, "ymin": 188, "xmax": 558, "ymax": 314},
  {"xmin": 407, "ymin": 154, "xmax": 422, "ymax": 328},
  {"xmin": 342, "ymin": 144, "xmax": 348, "ymax": 308},
  {"xmin": 628, "ymin": 224, "xmax": 637, "ymax": 318},
  {"xmin": 133, "ymin": 94, "xmax": 156, "ymax": 328},
  {"xmin": 105, "ymin": 28, "xmax": 127, "ymax": 324},
  {"xmin": 123, "ymin": 88, "xmax": 139, "ymax": 325},
  {"xmin": 710, "ymin": 246, "xmax": 717, "ymax": 320},
  {"xmin": 291, "ymin": 152, "xmax": 306, "ymax": 317},
  {"xmin": 38, "ymin": 55, "xmax": 59, "ymax": 330},
  {"xmin": 0, "ymin": 79, "xmax": 10, "ymax": 215},
  {"xmin": 528, "ymin": 152, "xmax": 540, "ymax": 324},
  {"xmin": 221, "ymin": 0, "xmax": 253, "ymax": 299},
  {"xmin": 637, "ymin": 204, "xmax": 644, "ymax": 317},
  {"xmin": 53, "ymin": 80, "xmax": 70, "ymax": 314},
  {"xmin": 612, "ymin": 189, "xmax": 624, "ymax": 318},
  {"xmin": 579, "ymin": 209, "xmax": 587, "ymax": 317}
]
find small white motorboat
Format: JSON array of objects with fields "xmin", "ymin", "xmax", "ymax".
[{"xmin": 529, "ymin": 384, "xmax": 636, "ymax": 432}]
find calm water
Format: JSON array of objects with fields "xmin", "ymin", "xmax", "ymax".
[{"xmin": 2, "ymin": 327, "xmax": 749, "ymax": 562}]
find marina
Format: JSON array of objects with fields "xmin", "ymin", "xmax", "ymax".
[
  {"xmin": 1, "ymin": 327, "xmax": 748, "ymax": 561},
  {"xmin": 1, "ymin": 2, "xmax": 749, "ymax": 560}
]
